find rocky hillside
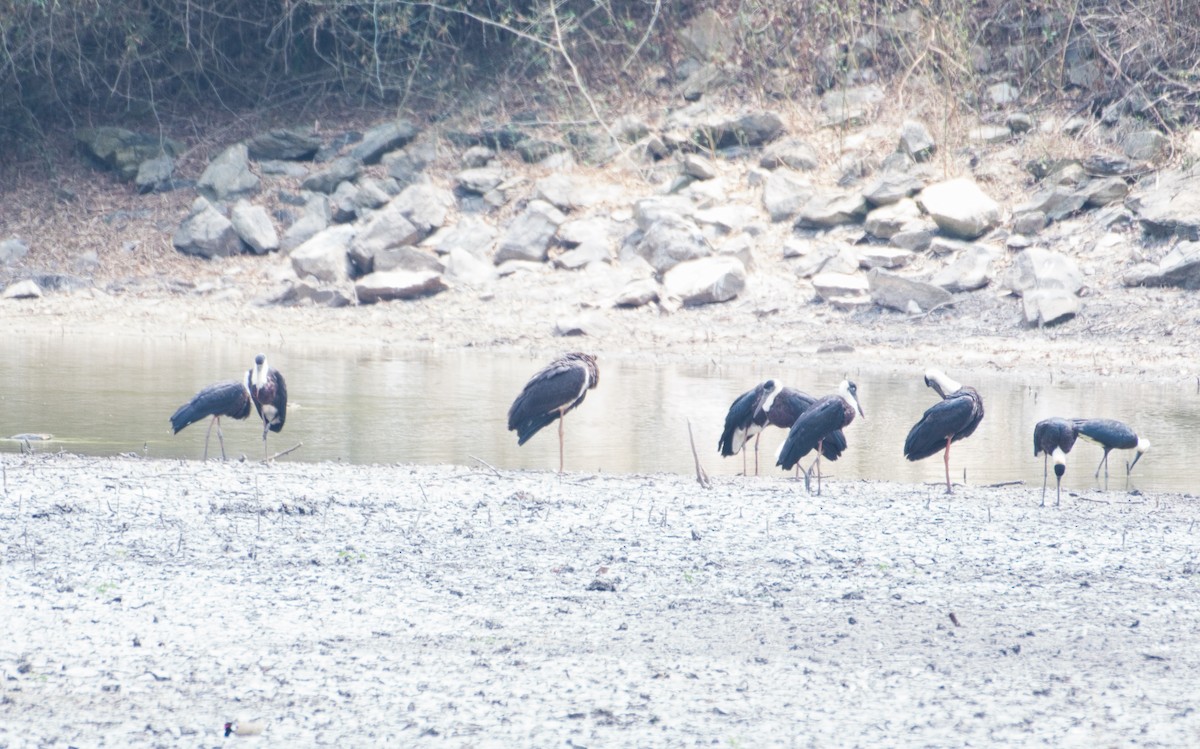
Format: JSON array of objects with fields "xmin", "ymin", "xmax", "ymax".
[{"xmin": 2, "ymin": 8, "xmax": 1200, "ymax": 349}]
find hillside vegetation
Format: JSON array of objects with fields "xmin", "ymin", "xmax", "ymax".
[{"xmin": 3, "ymin": 0, "xmax": 1200, "ymax": 152}]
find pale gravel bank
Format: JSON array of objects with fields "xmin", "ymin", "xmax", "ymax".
[{"xmin": 1, "ymin": 453, "xmax": 1198, "ymax": 748}]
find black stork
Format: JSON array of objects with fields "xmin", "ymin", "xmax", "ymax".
[
  {"xmin": 718, "ymin": 379, "xmax": 779, "ymax": 475},
  {"xmin": 775, "ymin": 380, "xmax": 864, "ymax": 495},
  {"xmin": 246, "ymin": 354, "xmax": 288, "ymax": 459},
  {"xmin": 903, "ymin": 369, "xmax": 985, "ymax": 494},
  {"xmin": 1071, "ymin": 418, "xmax": 1150, "ymax": 481},
  {"xmin": 170, "ymin": 379, "xmax": 252, "ymax": 460},
  {"xmin": 1033, "ymin": 417, "xmax": 1077, "ymax": 507},
  {"xmin": 507, "ymin": 352, "xmax": 599, "ymax": 473}
]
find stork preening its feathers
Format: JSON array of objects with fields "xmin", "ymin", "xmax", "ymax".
[
  {"xmin": 246, "ymin": 354, "xmax": 288, "ymax": 459},
  {"xmin": 903, "ymin": 369, "xmax": 984, "ymax": 494},
  {"xmin": 1033, "ymin": 417, "xmax": 1077, "ymax": 507},
  {"xmin": 718, "ymin": 379, "xmax": 779, "ymax": 475},
  {"xmin": 507, "ymin": 352, "xmax": 599, "ymax": 473},
  {"xmin": 170, "ymin": 379, "xmax": 252, "ymax": 460},
  {"xmin": 776, "ymin": 380, "xmax": 864, "ymax": 495},
  {"xmin": 1071, "ymin": 418, "xmax": 1149, "ymax": 481}
]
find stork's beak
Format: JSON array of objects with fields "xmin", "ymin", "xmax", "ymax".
[
  {"xmin": 1127, "ymin": 452, "xmax": 1143, "ymax": 473},
  {"xmin": 856, "ymin": 401, "xmax": 866, "ymax": 419}
]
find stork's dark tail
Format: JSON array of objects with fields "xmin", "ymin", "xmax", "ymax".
[
  {"xmin": 510, "ymin": 412, "xmax": 560, "ymax": 446},
  {"xmin": 170, "ymin": 380, "xmax": 252, "ymax": 433}
]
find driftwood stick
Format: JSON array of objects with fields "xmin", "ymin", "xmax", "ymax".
[
  {"xmin": 262, "ymin": 442, "xmax": 303, "ymax": 463},
  {"xmin": 469, "ymin": 455, "xmax": 503, "ymax": 478}
]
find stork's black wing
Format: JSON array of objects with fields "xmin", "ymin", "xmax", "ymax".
[
  {"xmin": 508, "ymin": 358, "xmax": 590, "ymax": 445},
  {"xmin": 777, "ymin": 396, "xmax": 845, "ymax": 470},
  {"xmin": 820, "ymin": 428, "xmax": 848, "ymax": 461},
  {"xmin": 170, "ymin": 380, "xmax": 251, "ymax": 433},
  {"xmin": 719, "ymin": 384, "xmax": 768, "ymax": 456},
  {"xmin": 1071, "ymin": 418, "xmax": 1137, "ymax": 450},
  {"xmin": 267, "ymin": 370, "xmax": 287, "ymax": 433},
  {"xmin": 904, "ymin": 393, "xmax": 980, "ymax": 462},
  {"xmin": 766, "ymin": 388, "xmax": 816, "ymax": 429},
  {"xmin": 1034, "ymin": 418, "xmax": 1077, "ymax": 457}
]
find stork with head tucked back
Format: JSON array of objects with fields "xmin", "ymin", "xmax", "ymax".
[
  {"xmin": 170, "ymin": 379, "xmax": 252, "ymax": 460},
  {"xmin": 776, "ymin": 380, "xmax": 864, "ymax": 495},
  {"xmin": 903, "ymin": 369, "xmax": 984, "ymax": 494},
  {"xmin": 718, "ymin": 379, "xmax": 779, "ymax": 475},
  {"xmin": 1034, "ymin": 417, "xmax": 1077, "ymax": 507},
  {"xmin": 1071, "ymin": 418, "xmax": 1150, "ymax": 482},
  {"xmin": 246, "ymin": 354, "xmax": 288, "ymax": 459},
  {"xmin": 507, "ymin": 352, "xmax": 599, "ymax": 473}
]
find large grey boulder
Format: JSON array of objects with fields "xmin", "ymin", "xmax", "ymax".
[
  {"xmin": 1022, "ymin": 289, "xmax": 1080, "ymax": 327},
  {"xmin": 373, "ymin": 246, "xmax": 445, "ymax": 274},
  {"xmin": 762, "ymin": 169, "xmax": 812, "ymax": 222},
  {"xmin": 443, "ymin": 247, "xmax": 498, "ymax": 286},
  {"xmin": 634, "ymin": 215, "xmax": 712, "ymax": 273},
  {"xmin": 692, "ymin": 112, "xmax": 784, "ymax": 149},
  {"xmin": 868, "ymin": 268, "xmax": 953, "ymax": 313},
  {"xmin": 427, "ymin": 216, "xmax": 497, "ymax": 259},
  {"xmin": 280, "ymin": 195, "xmax": 331, "ymax": 252},
  {"xmin": 811, "ymin": 271, "xmax": 871, "ymax": 308},
  {"xmin": 864, "ymin": 198, "xmax": 921, "ymax": 240},
  {"xmin": 1123, "ymin": 241, "xmax": 1200, "ymax": 289},
  {"xmin": 663, "ymin": 255, "xmax": 746, "ymax": 306},
  {"xmin": 245, "ymin": 129, "xmax": 321, "ymax": 161},
  {"xmin": 931, "ymin": 244, "xmax": 997, "ymax": 292},
  {"xmin": 791, "ymin": 241, "xmax": 859, "ymax": 278},
  {"xmin": 388, "ymin": 183, "xmax": 454, "ymax": 237},
  {"xmin": 268, "ymin": 281, "xmax": 353, "ymax": 308},
  {"xmin": 863, "ymin": 172, "xmax": 924, "ymax": 206},
  {"xmin": 759, "ymin": 137, "xmax": 819, "ymax": 171},
  {"xmin": 456, "ymin": 166, "xmax": 506, "ymax": 195},
  {"xmin": 135, "ymin": 155, "xmax": 175, "ymax": 194},
  {"xmin": 819, "ymin": 85, "xmax": 885, "ymax": 127},
  {"xmin": 1125, "ymin": 168, "xmax": 1200, "ymax": 239},
  {"xmin": 796, "ymin": 190, "xmax": 868, "ymax": 229},
  {"xmin": 2, "ymin": 279, "xmax": 42, "ymax": 300},
  {"xmin": 230, "ymin": 201, "xmax": 279, "ymax": 254},
  {"xmin": 173, "ymin": 199, "xmax": 241, "ymax": 258},
  {"xmin": 290, "ymin": 225, "xmax": 355, "ymax": 283},
  {"xmin": 899, "ymin": 120, "xmax": 935, "ymax": 162},
  {"xmin": 383, "ymin": 138, "xmax": 437, "ymax": 185},
  {"xmin": 494, "ymin": 200, "xmax": 565, "ymax": 264},
  {"xmin": 917, "ymin": 178, "xmax": 1001, "ymax": 239},
  {"xmin": 350, "ymin": 202, "xmax": 422, "ymax": 266},
  {"xmin": 1019, "ymin": 185, "xmax": 1087, "ymax": 223},
  {"xmin": 351, "ymin": 120, "xmax": 418, "ymax": 164},
  {"xmin": 634, "ymin": 196, "xmax": 696, "ymax": 231},
  {"xmin": 197, "ymin": 144, "xmax": 259, "ymax": 202},
  {"xmin": 679, "ymin": 8, "xmax": 736, "ymax": 61},
  {"xmin": 75, "ymin": 127, "xmax": 182, "ymax": 180},
  {"xmin": 0, "ymin": 238, "xmax": 29, "ymax": 265},
  {"xmin": 355, "ymin": 270, "xmax": 446, "ymax": 303},
  {"xmin": 301, "ymin": 156, "xmax": 362, "ymax": 194},
  {"xmin": 1006, "ymin": 247, "xmax": 1084, "ymax": 295},
  {"xmin": 614, "ymin": 278, "xmax": 660, "ymax": 308}
]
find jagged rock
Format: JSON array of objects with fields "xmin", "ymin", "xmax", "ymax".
[
  {"xmin": 330, "ymin": 181, "xmax": 362, "ymax": 223},
  {"xmin": 1123, "ymin": 241, "xmax": 1200, "ymax": 289},
  {"xmin": 75, "ymin": 127, "xmax": 182, "ymax": 180},
  {"xmin": 1123, "ymin": 130, "xmax": 1168, "ymax": 161},
  {"xmin": 443, "ymin": 247, "xmax": 498, "ymax": 286},
  {"xmin": 917, "ymin": 178, "xmax": 1001, "ymax": 239},
  {"xmin": 857, "ymin": 247, "xmax": 915, "ymax": 270},
  {"xmin": 314, "ymin": 131, "xmax": 362, "ymax": 162},
  {"xmin": 350, "ymin": 120, "xmax": 418, "ymax": 164},
  {"xmin": 694, "ymin": 205, "xmax": 758, "ymax": 235},
  {"xmin": 2, "ymin": 279, "xmax": 42, "ymax": 300},
  {"xmin": 899, "ymin": 120, "xmax": 935, "ymax": 162},
  {"xmin": 634, "ymin": 196, "xmax": 697, "ymax": 231},
  {"xmin": 291, "ymin": 225, "xmax": 355, "ymax": 283},
  {"xmin": 614, "ymin": 278, "xmax": 660, "ymax": 308},
  {"xmin": 0, "ymin": 238, "xmax": 29, "ymax": 265},
  {"xmin": 863, "ymin": 172, "xmax": 924, "ymax": 206},
  {"xmin": 301, "ymin": 156, "xmax": 361, "ymax": 194},
  {"xmin": 762, "ymin": 169, "xmax": 812, "ymax": 222},
  {"xmin": 868, "ymin": 268, "xmax": 953, "ymax": 313},
  {"xmin": 1020, "ymin": 185, "xmax": 1087, "ymax": 222},
  {"xmin": 683, "ymin": 154, "xmax": 717, "ymax": 180},
  {"xmin": 389, "ymin": 183, "xmax": 454, "ymax": 237},
  {"xmin": 558, "ymin": 216, "xmax": 619, "ymax": 248},
  {"xmin": 987, "ymin": 82, "xmax": 1020, "ymax": 106},
  {"xmin": 245, "ymin": 129, "xmax": 321, "ymax": 161},
  {"xmin": 635, "ymin": 215, "xmax": 711, "ymax": 273},
  {"xmin": 1007, "ymin": 247, "xmax": 1084, "ymax": 295},
  {"xmin": 354, "ymin": 178, "xmax": 394, "ymax": 211},
  {"xmin": 890, "ymin": 219, "xmax": 937, "ymax": 251},
  {"xmin": 269, "ymin": 281, "xmax": 353, "ymax": 308},
  {"xmin": 383, "ymin": 138, "xmax": 437, "ymax": 185},
  {"xmin": 1012, "ymin": 211, "xmax": 1047, "ymax": 235},
  {"xmin": 1082, "ymin": 177, "xmax": 1129, "ymax": 207},
  {"xmin": 796, "ymin": 190, "xmax": 868, "ymax": 229},
  {"xmin": 930, "ymin": 244, "xmax": 997, "ymax": 292},
  {"xmin": 554, "ymin": 241, "xmax": 611, "ymax": 270},
  {"xmin": 427, "ymin": 216, "xmax": 497, "ymax": 259},
  {"xmin": 969, "ymin": 125, "xmax": 1011, "ymax": 144},
  {"xmin": 197, "ymin": 144, "xmax": 259, "ymax": 202},
  {"xmin": 864, "ymin": 198, "xmax": 921, "ymax": 239},
  {"xmin": 355, "ymin": 270, "xmax": 446, "ymax": 303},
  {"xmin": 173, "ymin": 199, "xmax": 241, "ymax": 258},
  {"xmin": 679, "ymin": 8, "xmax": 736, "ymax": 61},
  {"xmin": 494, "ymin": 200, "xmax": 565, "ymax": 264},
  {"xmin": 663, "ymin": 255, "xmax": 745, "ymax": 306},
  {"xmin": 811, "ymin": 271, "xmax": 871, "ymax": 307},
  {"xmin": 230, "ymin": 201, "xmax": 279, "ymax": 254},
  {"xmin": 535, "ymin": 174, "xmax": 623, "ymax": 211},
  {"xmin": 259, "ymin": 160, "xmax": 309, "ymax": 177},
  {"xmin": 456, "ymin": 167, "xmax": 506, "ymax": 195},
  {"xmin": 374, "ymin": 246, "xmax": 445, "ymax": 274},
  {"xmin": 1007, "ymin": 113, "xmax": 1035, "ymax": 133},
  {"xmin": 350, "ymin": 202, "xmax": 422, "ymax": 265},
  {"xmin": 135, "ymin": 155, "xmax": 174, "ymax": 194},
  {"xmin": 819, "ymin": 85, "xmax": 884, "ymax": 127},
  {"xmin": 1022, "ymin": 289, "xmax": 1080, "ymax": 327},
  {"xmin": 692, "ymin": 112, "xmax": 784, "ymax": 149},
  {"xmin": 1085, "ymin": 153, "xmax": 1134, "ymax": 177},
  {"xmin": 1125, "ymin": 168, "xmax": 1200, "ymax": 239},
  {"xmin": 280, "ymin": 195, "xmax": 331, "ymax": 252},
  {"xmin": 462, "ymin": 145, "xmax": 495, "ymax": 168},
  {"xmin": 515, "ymin": 138, "xmax": 566, "ymax": 163},
  {"xmin": 760, "ymin": 138, "xmax": 819, "ymax": 171},
  {"xmin": 792, "ymin": 243, "xmax": 859, "ymax": 278},
  {"xmin": 613, "ymin": 115, "xmax": 652, "ymax": 143}
]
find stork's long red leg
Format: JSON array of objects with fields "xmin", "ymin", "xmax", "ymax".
[{"xmin": 943, "ymin": 436, "xmax": 953, "ymax": 494}]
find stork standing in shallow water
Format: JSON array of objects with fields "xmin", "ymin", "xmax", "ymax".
[
  {"xmin": 246, "ymin": 354, "xmax": 287, "ymax": 459},
  {"xmin": 1071, "ymin": 418, "xmax": 1150, "ymax": 482},
  {"xmin": 776, "ymin": 380, "xmax": 864, "ymax": 495},
  {"xmin": 1033, "ymin": 417, "xmax": 1077, "ymax": 507},
  {"xmin": 903, "ymin": 369, "xmax": 985, "ymax": 494},
  {"xmin": 170, "ymin": 379, "xmax": 252, "ymax": 460},
  {"xmin": 718, "ymin": 379, "xmax": 779, "ymax": 475},
  {"xmin": 507, "ymin": 353, "xmax": 599, "ymax": 473}
]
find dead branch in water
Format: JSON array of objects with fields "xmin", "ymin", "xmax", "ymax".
[{"xmin": 262, "ymin": 442, "xmax": 303, "ymax": 463}]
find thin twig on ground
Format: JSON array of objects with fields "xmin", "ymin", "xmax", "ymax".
[
  {"xmin": 686, "ymin": 419, "xmax": 711, "ymax": 489},
  {"xmin": 469, "ymin": 455, "xmax": 502, "ymax": 478},
  {"xmin": 261, "ymin": 442, "xmax": 303, "ymax": 462}
]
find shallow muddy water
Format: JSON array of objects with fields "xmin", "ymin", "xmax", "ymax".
[{"xmin": 1, "ymin": 333, "xmax": 1197, "ymax": 493}]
